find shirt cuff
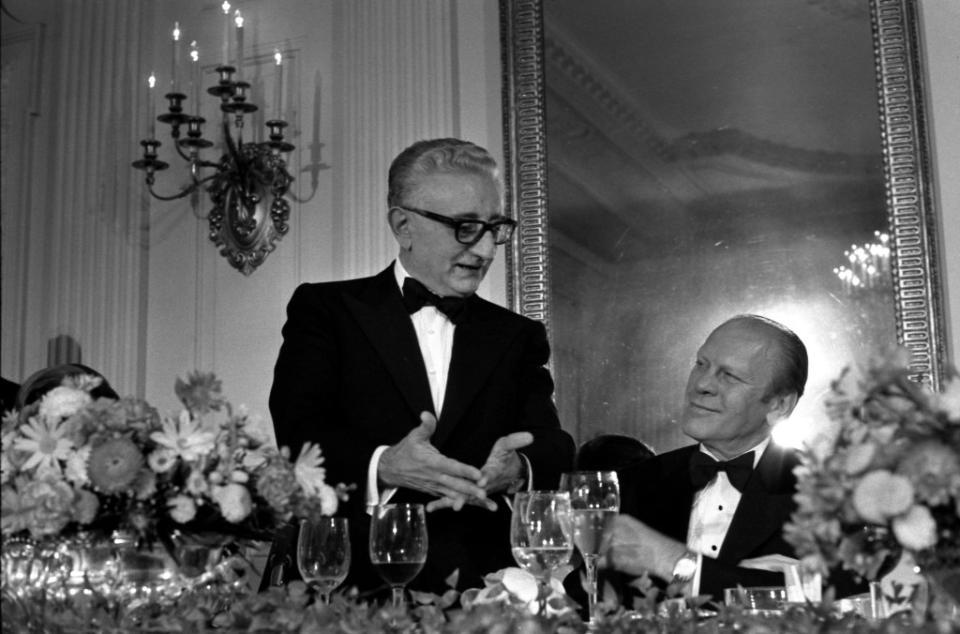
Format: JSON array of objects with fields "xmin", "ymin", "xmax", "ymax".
[
  {"xmin": 365, "ymin": 445, "xmax": 397, "ymax": 514},
  {"xmin": 500, "ymin": 452, "xmax": 532, "ymax": 511},
  {"xmin": 518, "ymin": 452, "xmax": 532, "ymax": 491},
  {"xmin": 690, "ymin": 551, "xmax": 704, "ymax": 597}
]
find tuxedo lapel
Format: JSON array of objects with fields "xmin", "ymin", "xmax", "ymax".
[
  {"xmin": 656, "ymin": 447, "xmax": 699, "ymax": 541},
  {"xmin": 432, "ymin": 299, "xmax": 517, "ymax": 448},
  {"xmin": 343, "ymin": 267, "xmax": 434, "ymax": 420},
  {"xmin": 718, "ymin": 445, "xmax": 797, "ymax": 563}
]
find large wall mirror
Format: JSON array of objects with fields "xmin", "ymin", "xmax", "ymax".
[{"xmin": 500, "ymin": 0, "xmax": 946, "ymax": 451}]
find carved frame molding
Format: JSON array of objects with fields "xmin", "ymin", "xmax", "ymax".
[
  {"xmin": 500, "ymin": 0, "xmax": 551, "ymax": 331},
  {"xmin": 871, "ymin": 0, "xmax": 947, "ymax": 388},
  {"xmin": 500, "ymin": 0, "xmax": 946, "ymax": 388}
]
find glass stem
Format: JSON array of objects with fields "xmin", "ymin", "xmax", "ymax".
[
  {"xmin": 539, "ymin": 578, "xmax": 549, "ymax": 616},
  {"xmin": 584, "ymin": 555, "xmax": 599, "ymax": 623},
  {"xmin": 391, "ymin": 585, "xmax": 404, "ymax": 608},
  {"xmin": 868, "ymin": 580, "xmax": 886, "ymax": 620}
]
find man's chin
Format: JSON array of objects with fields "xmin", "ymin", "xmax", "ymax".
[
  {"xmin": 679, "ymin": 415, "xmax": 713, "ymax": 440},
  {"xmin": 448, "ymin": 273, "xmax": 484, "ymax": 296}
]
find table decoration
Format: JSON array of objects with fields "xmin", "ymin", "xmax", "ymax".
[
  {"xmin": 783, "ymin": 348, "xmax": 960, "ymax": 623},
  {"xmin": 460, "ymin": 566, "xmax": 575, "ymax": 617},
  {"xmin": 0, "ymin": 369, "xmax": 349, "ymax": 624},
  {"xmin": 1, "ymin": 564, "xmax": 954, "ymax": 632}
]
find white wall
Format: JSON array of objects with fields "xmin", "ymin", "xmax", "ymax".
[{"xmin": 920, "ymin": 0, "xmax": 960, "ymax": 365}]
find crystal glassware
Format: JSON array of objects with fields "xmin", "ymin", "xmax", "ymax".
[
  {"xmin": 297, "ymin": 516, "xmax": 351, "ymax": 604},
  {"xmin": 560, "ymin": 470, "xmax": 620, "ymax": 625},
  {"xmin": 369, "ymin": 503, "xmax": 428, "ymax": 608},
  {"xmin": 510, "ymin": 490, "xmax": 574, "ymax": 613}
]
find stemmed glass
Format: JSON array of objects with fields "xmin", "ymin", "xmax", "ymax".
[
  {"xmin": 297, "ymin": 516, "xmax": 351, "ymax": 604},
  {"xmin": 560, "ymin": 470, "xmax": 620, "ymax": 626},
  {"xmin": 369, "ymin": 503, "xmax": 428, "ymax": 608},
  {"xmin": 510, "ymin": 490, "xmax": 574, "ymax": 613}
]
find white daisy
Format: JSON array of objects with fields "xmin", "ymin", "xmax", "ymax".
[
  {"xmin": 12, "ymin": 416, "xmax": 74, "ymax": 472},
  {"xmin": 294, "ymin": 442, "xmax": 327, "ymax": 496},
  {"xmin": 150, "ymin": 410, "xmax": 215, "ymax": 462}
]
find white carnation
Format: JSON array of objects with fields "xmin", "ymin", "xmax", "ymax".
[
  {"xmin": 64, "ymin": 446, "xmax": 91, "ymax": 484},
  {"xmin": 168, "ymin": 494, "xmax": 198, "ymax": 523},
  {"xmin": 39, "ymin": 386, "xmax": 91, "ymax": 420},
  {"xmin": 851, "ymin": 470, "xmax": 914, "ymax": 524},
  {"xmin": 892, "ymin": 505, "xmax": 937, "ymax": 551},
  {"xmin": 211, "ymin": 483, "xmax": 252, "ymax": 523}
]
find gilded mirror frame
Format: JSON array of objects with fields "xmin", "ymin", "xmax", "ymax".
[{"xmin": 499, "ymin": 0, "xmax": 947, "ymax": 389}]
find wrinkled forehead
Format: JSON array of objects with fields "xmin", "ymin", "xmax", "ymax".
[
  {"xmin": 407, "ymin": 169, "xmax": 503, "ymax": 212},
  {"xmin": 701, "ymin": 321, "xmax": 781, "ymax": 375}
]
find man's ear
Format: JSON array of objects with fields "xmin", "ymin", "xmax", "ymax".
[
  {"xmin": 388, "ymin": 206, "xmax": 413, "ymax": 249},
  {"xmin": 765, "ymin": 391, "xmax": 799, "ymax": 425}
]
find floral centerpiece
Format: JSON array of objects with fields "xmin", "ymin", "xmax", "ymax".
[
  {"xmin": 784, "ymin": 349, "xmax": 960, "ymax": 618},
  {"xmin": 0, "ymin": 370, "xmax": 347, "ymax": 574}
]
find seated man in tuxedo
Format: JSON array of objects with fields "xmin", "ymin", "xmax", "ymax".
[
  {"xmin": 264, "ymin": 138, "xmax": 574, "ymax": 596},
  {"xmin": 605, "ymin": 315, "xmax": 809, "ymax": 603}
]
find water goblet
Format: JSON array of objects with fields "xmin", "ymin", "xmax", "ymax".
[
  {"xmin": 510, "ymin": 490, "xmax": 574, "ymax": 613},
  {"xmin": 560, "ymin": 470, "xmax": 620, "ymax": 625},
  {"xmin": 369, "ymin": 503, "xmax": 428, "ymax": 608},
  {"xmin": 297, "ymin": 516, "xmax": 351, "ymax": 604}
]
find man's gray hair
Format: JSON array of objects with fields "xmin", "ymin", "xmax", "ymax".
[{"xmin": 387, "ymin": 138, "xmax": 499, "ymax": 208}]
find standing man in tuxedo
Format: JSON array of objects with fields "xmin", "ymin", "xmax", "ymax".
[
  {"xmin": 605, "ymin": 315, "xmax": 808, "ymax": 602},
  {"xmin": 265, "ymin": 138, "xmax": 574, "ymax": 595}
]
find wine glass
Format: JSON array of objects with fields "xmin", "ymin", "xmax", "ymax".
[
  {"xmin": 510, "ymin": 490, "xmax": 574, "ymax": 613},
  {"xmin": 560, "ymin": 470, "xmax": 620, "ymax": 626},
  {"xmin": 297, "ymin": 516, "xmax": 351, "ymax": 604},
  {"xmin": 369, "ymin": 503, "xmax": 428, "ymax": 608}
]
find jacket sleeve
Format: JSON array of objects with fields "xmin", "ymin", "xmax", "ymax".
[
  {"xmin": 515, "ymin": 319, "xmax": 575, "ymax": 490},
  {"xmin": 269, "ymin": 284, "xmax": 380, "ymax": 500},
  {"xmin": 698, "ymin": 558, "xmax": 785, "ymax": 601}
]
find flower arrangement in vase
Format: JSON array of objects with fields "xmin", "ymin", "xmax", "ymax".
[
  {"xmin": 784, "ymin": 348, "xmax": 959, "ymax": 619},
  {"xmin": 0, "ymin": 370, "xmax": 348, "ymax": 589}
]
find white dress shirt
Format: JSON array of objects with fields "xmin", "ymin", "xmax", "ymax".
[
  {"xmin": 365, "ymin": 261, "xmax": 456, "ymax": 509},
  {"xmin": 686, "ymin": 437, "xmax": 770, "ymax": 595}
]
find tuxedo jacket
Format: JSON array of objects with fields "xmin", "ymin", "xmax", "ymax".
[
  {"xmin": 618, "ymin": 443, "xmax": 800, "ymax": 601},
  {"xmin": 266, "ymin": 265, "xmax": 574, "ymax": 594}
]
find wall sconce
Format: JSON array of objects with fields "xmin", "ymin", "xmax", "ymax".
[{"xmin": 133, "ymin": 13, "xmax": 294, "ymax": 276}]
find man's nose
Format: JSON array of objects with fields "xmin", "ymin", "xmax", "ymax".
[
  {"xmin": 693, "ymin": 370, "xmax": 717, "ymax": 394},
  {"xmin": 469, "ymin": 228, "xmax": 498, "ymax": 259}
]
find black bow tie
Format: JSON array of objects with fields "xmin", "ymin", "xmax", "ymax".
[
  {"xmin": 689, "ymin": 450, "xmax": 755, "ymax": 493},
  {"xmin": 401, "ymin": 277, "xmax": 470, "ymax": 324}
]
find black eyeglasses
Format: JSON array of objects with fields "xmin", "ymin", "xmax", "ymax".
[{"xmin": 394, "ymin": 205, "xmax": 517, "ymax": 246}]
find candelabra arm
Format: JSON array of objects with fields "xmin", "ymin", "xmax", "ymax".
[
  {"xmin": 173, "ymin": 138, "xmax": 194, "ymax": 163},
  {"xmin": 192, "ymin": 172, "xmax": 221, "ymax": 190},
  {"xmin": 222, "ymin": 118, "xmax": 243, "ymax": 168},
  {"xmin": 147, "ymin": 180, "xmax": 201, "ymax": 202}
]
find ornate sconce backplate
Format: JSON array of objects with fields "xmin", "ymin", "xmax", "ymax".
[{"xmin": 207, "ymin": 143, "xmax": 293, "ymax": 275}]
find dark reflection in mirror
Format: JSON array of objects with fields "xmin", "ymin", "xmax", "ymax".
[{"xmin": 540, "ymin": 0, "xmax": 895, "ymax": 451}]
